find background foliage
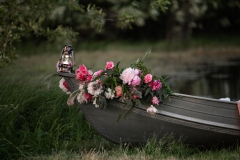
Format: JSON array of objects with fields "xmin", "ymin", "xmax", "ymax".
[{"xmin": 1, "ymin": 0, "xmax": 239, "ymax": 67}]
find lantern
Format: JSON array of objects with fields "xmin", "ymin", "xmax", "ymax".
[{"xmin": 57, "ymin": 44, "xmax": 74, "ymax": 73}]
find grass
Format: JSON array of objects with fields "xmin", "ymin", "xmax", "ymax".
[{"xmin": 1, "ymin": 38, "xmax": 240, "ymax": 159}]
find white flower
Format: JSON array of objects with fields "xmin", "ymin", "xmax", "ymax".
[
  {"xmin": 77, "ymin": 92, "xmax": 87, "ymax": 104},
  {"xmin": 146, "ymin": 105, "xmax": 158, "ymax": 115},
  {"xmin": 79, "ymin": 83, "xmax": 85, "ymax": 91},
  {"xmin": 104, "ymin": 88, "xmax": 115, "ymax": 99},
  {"xmin": 93, "ymin": 97, "xmax": 99, "ymax": 108},
  {"xmin": 59, "ymin": 78, "xmax": 70, "ymax": 94},
  {"xmin": 87, "ymin": 81, "xmax": 103, "ymax": 96}
]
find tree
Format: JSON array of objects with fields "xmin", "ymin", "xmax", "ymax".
[
  {"xmin": 165, "ymin": 0, "xmax": 207, "ymax": 42},
  {"xmin": 0, "ymin": 0, "xmax": 170, "ymax": 68}
]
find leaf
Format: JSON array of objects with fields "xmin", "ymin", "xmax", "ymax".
[
  {"xmin": 124, "ymin": 106, "xmax": 134, "ymax": 119},
  {"xmin": 133, "ymin": 88, "xmax": 142, "ymax": 98},
  {"xmin": 100, "ymin": 75, "xmax": 107, "ymax": 83},
  {"xmin": 135, "ymin": 99, "xmax": 142, "ymax": 106},
  {"xmin": 116, "ymin": 107, "xmax": 128, "ymax": 125},
  {"xmin": 113, "ymin": 77, "xmax": 117, "ymax": 86},
  {"xmin": 98, "ymin": 95, "xmax": 107, "ymax": 109},
  {"xmin": 125, "ymin": 99, "xmax": 133, "ymax": 107},
  {"xmin": 144, "ymin": 87, "xmax": 152, "ymax": 97},
  {"xmin": 105, "ymin": 69, "xmax": 114, "ymax": 75}
]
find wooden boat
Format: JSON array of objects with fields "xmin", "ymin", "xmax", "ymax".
[{"xmin": 58, "ymin": 72, "xmax": 240, "ymax": 147}]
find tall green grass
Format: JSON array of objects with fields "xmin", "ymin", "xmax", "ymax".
[{"xmin": 0, "ymin": 78, "xmax": 100, "ymax": 159}]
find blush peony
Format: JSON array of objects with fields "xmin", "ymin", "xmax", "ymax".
[
  {"xmin": 120, "ymin": 68, "xmax": 140, "ymax": 85},
  {"xmin": 115, "ymin": 86, "xmax": 122, "ymax": 98},
  {"xmin": 131, "ymin": 75, "xmax": 141, "ymax": 86}
]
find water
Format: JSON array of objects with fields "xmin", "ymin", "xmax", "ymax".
[{"xmin": 171, "ymin": 59, "xmax": 240, "ymax": 101}]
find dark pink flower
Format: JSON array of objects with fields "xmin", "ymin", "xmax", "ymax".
[
  {"xmin": 86, "ymin": 75, "xmax": 93, "ymax": 82},
  {"xmin": 105, "ymin": 61, "xmax": 114, "ymax": 70},
  {"xmin": 84, "ymin": 93, "xmax": 92, "ymax": 102},
  {"xmin": 75, "ymin": 64, "xmax": 88, "ymax": 81},
  {"xmin": 149, "ymin": 80, "xmax": 162, "ymax": 91},
  {"xmin": 63, "ymin": 80, "xmax": 70, "ymax": 90}
]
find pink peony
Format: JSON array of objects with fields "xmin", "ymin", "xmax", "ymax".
[
  {"xmin": 149, "ymin": 80, "xmax": 162, "ymax": 91},
  {"xmin": 146, "ymin": 105, "xmax": 158, "ymax": 115},
  {"xmin": 152, "ymin": 96, "xmax": 159, "ymax": 105},
  {"xmin": 105, "ymin": 61, "xmax": 114, "ymax": 70},
  {"xmin": 94, "ymin": 70, "xmax": 103, "ymax": 77},
  {"xmin": 76, "ymin": 64, "xmax": 88, "ymax": 74},
  {"xmin": 144, "ymin": 74, "xmax": 152, "ymax": 83},
  {"xmin": 75, "ymin": 64, "xmax": 88, "ymax": 81},
  {"xmin": 131, "ymin": 75, "xmax": 141, "ymax": 86},
  {"xmin": 86, "ymin": 75, "xmax": 93, "ymax": 82},
  {"xmin": 115, "ymin": 86, "xmax": 122, "ymax": 98}
]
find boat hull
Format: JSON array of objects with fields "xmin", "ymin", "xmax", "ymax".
[{"xmin": 58, "ymin": 72, "xmax": 240, "ymax": 146}]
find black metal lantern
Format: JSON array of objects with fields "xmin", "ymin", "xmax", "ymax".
[{"xmin": 57, "ymin": 44, "xmax": 74, "ymax": 73}]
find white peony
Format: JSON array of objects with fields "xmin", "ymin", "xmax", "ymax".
[
  {"xmin": 104, "ymin": 88, "xmax": 115, "ymax": 99},
  {"xmin": 146, "ymin": 105, "xmax": 158, "ymax": 115}
]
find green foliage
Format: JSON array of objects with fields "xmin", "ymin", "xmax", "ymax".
[
  {"xmin": 0, "ymin": 0, "xmax": 83, "ymax": 68},
  {"xmin": 0, "ymin": 0, "xmax": 171, "ymax": 68}
]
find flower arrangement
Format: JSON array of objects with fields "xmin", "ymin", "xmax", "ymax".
[{"xmin": 61, "ymin": 52, "xmax": 172, "ymax": 115}]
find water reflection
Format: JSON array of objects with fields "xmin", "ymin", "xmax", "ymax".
[{"xmin": 172, "ymin": 59, "xmax": 240, "ymax": 101}]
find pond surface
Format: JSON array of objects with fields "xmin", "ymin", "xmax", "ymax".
[{"xmin": 170, "ymin": 59, "xmax": 240, "ymax": 101}]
